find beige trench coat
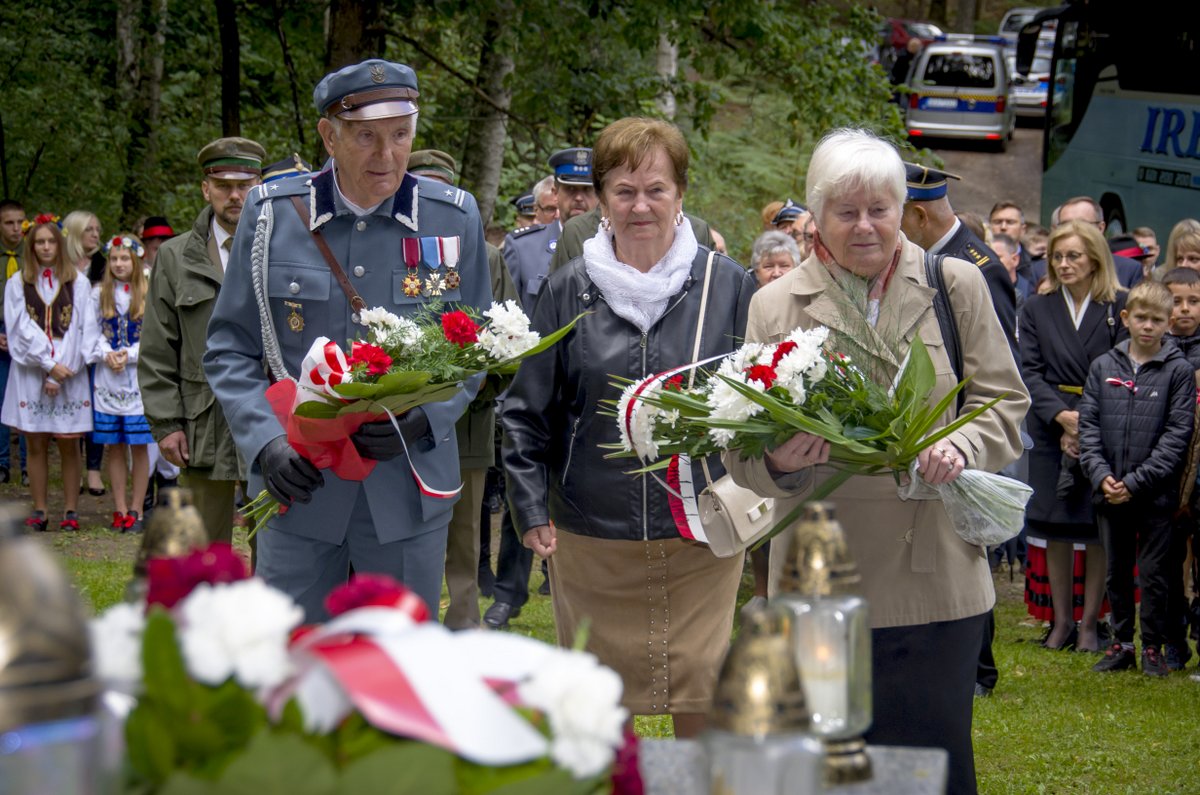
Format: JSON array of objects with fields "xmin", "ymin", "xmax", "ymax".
[{"xmin": 725, "ymin": 236, "xmax": 1030, "ymax": 628}]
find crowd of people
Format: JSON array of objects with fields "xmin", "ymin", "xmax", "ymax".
[{"xmin": 3, "ymin": 55, "xmax": 1200, "ymax": 795}]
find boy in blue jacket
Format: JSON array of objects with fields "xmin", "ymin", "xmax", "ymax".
[{"xmin": 1078, "ymin": 281, "xmax": 1196, "ymax": 676}]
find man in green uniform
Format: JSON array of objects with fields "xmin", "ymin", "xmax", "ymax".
[{"xmin": 138, "ymin": 137, "xmax": 266, "ymax": 542}]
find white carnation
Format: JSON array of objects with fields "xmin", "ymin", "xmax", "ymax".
[
  {"xmin": 176, "ymin": 579, "xmax": 303, "ymax": 692},
  {"xmin": 90, "ymin": 603, "xmax": 146, "ymax": 690},
  {"xmin": 477, "ymin": 300, "xmax": 542, "ymax": 360},
  {"xmin": 360, "ymin": 306, "xmax": 403, "ymax": 330},
  {"xmin": 517, "ymin": 649, "xmax": 627, "ymax": 779},
  {"xmin": 706, "ymin": 372, "xmax": 765, "ymax": 424}
]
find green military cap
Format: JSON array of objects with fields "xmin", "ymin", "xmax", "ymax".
[
  {"xmin": 407, "ymin": 149, "xmax": 458, "ymax": 184},
  {"xmin": 197, "ymin": 137, "xmax": 267, "ymax": 179}
]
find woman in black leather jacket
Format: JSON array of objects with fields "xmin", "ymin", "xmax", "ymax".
[{"xmin": 502, "ymin": 117, "xmax": 756, "ymax": 738}]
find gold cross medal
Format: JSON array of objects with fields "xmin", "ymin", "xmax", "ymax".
[
  {"xmin": 284, "ymin": 300, "xmax": 304, "ymax": 332},
  {"xmin": 401, "ymin": 237, "xmax": 424, "ymax": 297},
  {"xmin": 425, "ymin": 270, "xmax": 446, "ymax": 297},
  {"xmin": 441, "ymin": 235, "xmax": 462, "ymax": 291}
]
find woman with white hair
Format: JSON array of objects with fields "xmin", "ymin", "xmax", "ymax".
[
  {"xmin": 750, "ymin": 229, "xmax": 801, "ymax": 288},
  {"xmin": 725, "ymin": 129, "xmax": 1029, "ymax": 795}
]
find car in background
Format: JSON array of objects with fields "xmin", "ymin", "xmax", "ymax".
[
  {"xmin": 905, "ymin": 36, "xmax": 1015, "ymax": 151},
  {"xmin": 1007, "ymin": 53, "xmax": 1053, "ymax": 120}
]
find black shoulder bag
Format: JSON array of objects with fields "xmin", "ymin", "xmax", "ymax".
[{"xmin": 923, "ymin": 250, "xmax": 965, "ymax": 413}]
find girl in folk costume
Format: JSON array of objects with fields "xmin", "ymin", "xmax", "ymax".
[
  {"xmin": 0, "ymin": 215, "xmax": 93, "ymax": 531},
  {"xmin": 87, "ymin": 235, "xmax": 153, "ymax": 533}
]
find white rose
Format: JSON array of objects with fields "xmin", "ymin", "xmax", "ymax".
[
  {"xmin": 90, "ymin": 603, "xmax": 146, "ymax": 690},
  {"xmin": 176, "ymin": 579, "xmax": 303, "ymax": 692},
  {"xmin": 517, "ymin": 650, "xmax": 627, "ymax": 779}
]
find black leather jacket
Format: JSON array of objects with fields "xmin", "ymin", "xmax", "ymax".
[{"xmin": 502, "ymin": 247, "xmax": 757, "ymax": 541}]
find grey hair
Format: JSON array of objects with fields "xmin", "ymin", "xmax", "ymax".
[
  {"xmin": 751, "ymin": 230, "xmax": 801, "ymax": 269},
  {"xmin": 532, "ymin": 175, "xmax": 556, "ymax": 202},
  {"xmin": 805, "ymin": 128, "xmax": 906, "ymax": 220}
]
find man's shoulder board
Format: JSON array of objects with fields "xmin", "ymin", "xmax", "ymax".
[
  {"xmin": 422, "ymin": 182, "xmax": 470, "ymax": 212},
  {"xmin": 512, "ymin": 223, "xmax": 547, "ymax": 238},
  {"xmin": 963, "ymin": 241, "xmax": 991, "ymax": 267}
]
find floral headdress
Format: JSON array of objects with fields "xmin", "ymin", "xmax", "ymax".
[
  {"xmin": 103, "ymin": 234, "xmax": 145, "ymax": 258},
  {"xmin": 21, "ymin": 213, "xmax": 61, "ymax": 235}
]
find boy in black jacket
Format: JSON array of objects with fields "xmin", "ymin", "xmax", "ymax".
[
  {"xmin": 1078, "ymin": 281, "xmax": 1196, "ymax": 676},
  {"xmin": 1163, "ymin": 267, "xmax": 1200, "ymax": 672}
]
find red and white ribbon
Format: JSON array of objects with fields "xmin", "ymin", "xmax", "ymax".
[
  {"xmin": 438, "ymin": 236, "xmax": 460, "ymax": 269},
  {"xmin": 381, "ymin": 405, "xmax": 462, "ymax": 499},
  {"xmin": 297, "ymin": 336, "xmax": 350, "ymax": 404},
  {"xmin": 1105, "ymin": 376, "xmax": 1137, "ymax": 394}
]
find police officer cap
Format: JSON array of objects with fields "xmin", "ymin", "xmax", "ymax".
[
  {"xmin": 141, "ymin": 216, "xmax": 175, "ymax": 240},
  {"xmin": 904, "ymin": 162, "xmax": 961, "ymax": 202},
  {"xmin": 408, "ymin": 149, "xmax": 458, "ymax": 184},
  {"xmin": 197, "ymin": 137, "xmax": 266, "ymax": 180},
  {"xmin": 262, "ymin": 153, "xmax": 312, "ymax": 183},
  {"xmin": 314, "ymin": 59, "xmax": 420, "ymax": 121},
  {"xmin": 512, "ymin": 194, "xmax": 536, "ymax": 217},
  {"xmin": 771, "ymin": 198, "xmax": 806, "ymax": 226},
  {"xmin": 1108, "ymin": 234, "xmax": 1152, "ymax": 260},
  {"xmin": 549, "ymin": 147, "xmax": 593, "ymax": 185}
]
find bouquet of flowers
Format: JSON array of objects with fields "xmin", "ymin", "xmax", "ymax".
[
  {"xmin": 91, "ymin": 544, "xmax": 642, "ymax": 794},
  {"xmin": 611, "ymin": 326, "xmax": 1030, "ymax": 545},
  {"xmin": 244, "ymin": 301, "xmax": 579, "ymax": 528}
]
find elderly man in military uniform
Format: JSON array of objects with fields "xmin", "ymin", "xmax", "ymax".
[
  {"xmin": 899, "ymin": 163, "xmax": 1017, "ymax": 355},
  {"xmin": 203, "ymin": 60, "xmax": 491, "ymax": 620},
  {"xmin": 140, "ymin": 137, "xmax": 266, "ymax": 542}
]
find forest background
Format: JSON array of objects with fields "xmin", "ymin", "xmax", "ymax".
[{"xmin": 0, "ymin": 0, "xmax": 1036, "ymax": 264}]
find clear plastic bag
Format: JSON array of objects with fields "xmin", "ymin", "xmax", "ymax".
[{"xmin": 898, "ymin": 464, "xmax": 1033, "ymax": 546}]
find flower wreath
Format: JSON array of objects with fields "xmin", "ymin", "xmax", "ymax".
[
  {"xmin": 21, "ymin": 213, "xmax": 61, "ymax": 235},
  {"xmin": 103, "ymin": 234, "xmax": 145, "ymax": 258}
]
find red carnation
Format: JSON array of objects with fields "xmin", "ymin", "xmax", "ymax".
[
  {"xmin": 663, "ymin": 374, "xmax": 685, "ymax": 391},
  {"xmin": 325, "ymin": 573, "xmax": 431, "ymax": 621},
  {"xmin": 441, "ymin": 310, "xmax": 479, "ymax": 347},
  {"xmin": 348, "ymin": 341, "xmax": 393, "ymax": 376},
  {"xmin": 611, "ymin": 727, "xmax": 645, "ymax": 795},
  {"xmin": 746, "ymin": 364, "xmax": 778, "ymax": 389},
  {"xmin": 146, "ymin": 543, "xmax": 249, "ymax": 609},
  {"xmin": 771, "ymin": 340, "xmax": 798, "ymax": 367}
]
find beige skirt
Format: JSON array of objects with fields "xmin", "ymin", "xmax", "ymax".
[{"xmin": 548, "ymin": 530, "xmax": 743, "ymax": 714}]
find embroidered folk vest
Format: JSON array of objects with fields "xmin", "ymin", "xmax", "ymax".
[
  {"xmin": 24, "ymin": 278, "xmax": 74, "ymax": 339},
  {"xmin": 101, "ymin": 313, "xmax": 141, "ymax": 349}
]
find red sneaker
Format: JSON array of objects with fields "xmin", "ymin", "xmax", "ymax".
[
  {"xmin": 123, "ymin": 512, "xmax": 138, "ymax": 531},
  {"xmin": 60, "ymin": 512, "xmax": 80, "ymax": 531},
  {"xmin": 111, "ymin": 512, "xmax": 126, "ymax": 530}
]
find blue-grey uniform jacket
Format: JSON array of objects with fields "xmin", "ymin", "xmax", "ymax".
[
  {"xmin": 502, "ymin": 221, "xmax": 559, "ymax": 308},
  {"xmin": 203, "ymin": 165, "xmax": 490, "ymax": 544}
]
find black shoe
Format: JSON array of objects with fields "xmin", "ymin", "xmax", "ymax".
[
  {"xmin": 1142, "ymin": 646, "xmax": 1169, "ymax": 677},
  {"xmin": 1092, "ymin": 643, "xmax": 1136, "ymax": 672},
  {"xmin": 1041, "ymin": 623, "xmax": 1078, "ymax": 651},
  {"xmin": 483, "ymin": 601, "xmax": 521, "ymax": 630},
  {"xmin": 1164, "ymin": 642, "xmax": 1193, "ymax": 671},
  {"xmin": 973, "ymin": 683, "xmax": 993, "ymax": 698},
  {"xmin": 537, "ymin": 578, "xmax": 551, "ymax": 596},
  {"xmin": 0, "ymin": 466, "xmax": 9, "ymax": 484}
]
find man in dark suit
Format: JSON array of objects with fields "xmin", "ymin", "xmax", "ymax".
[
  {"xmin": 989, "ymin": 200, "xmax": 1034, "ymax": 284},
  {"xmin": 900, "ymin": 163, "xmax": 1018, "ymax": 356},
  {"xmin": 1030, "ymin": 197, "xmax": 1143, "ymax": 289}
]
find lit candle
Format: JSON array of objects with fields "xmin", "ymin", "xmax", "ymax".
[{"xmin": 792, "ymin": 613, "xmax": 849, "ymax": 735}]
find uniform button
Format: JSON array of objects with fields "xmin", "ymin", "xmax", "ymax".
[
  {"xmin": 353, "ymin": 265, "xmax": 365, "ymax": 277},
  {"xmin": 288, "ymin": 282, "xmax": 299, "ymax": 295},
  {"xmin": 355, "ymin": 220, "xmax": 367, "ymax": 232}
]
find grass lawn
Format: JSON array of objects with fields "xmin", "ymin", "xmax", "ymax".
[{"xmin": 22, "ymin": 496, "xmax": 1200, "ymax": 795}]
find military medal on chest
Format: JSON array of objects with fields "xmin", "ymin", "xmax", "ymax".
[
  {"xmin": 419, "ymin": 237, "xmax": 446, "ymax": 296},
  {"xmin": 401, "ymin": 237, "xmax": 424, "ymax": 298},
  {"xmin": 441, "ymin": 236, "xmax": 462, "ymax": 290},
  {"xmin": 283, "ymin": 300, "xmax": 304, "ymax": 332}
]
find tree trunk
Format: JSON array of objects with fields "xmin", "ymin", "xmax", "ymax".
[
  {"xmin": 271, "ymin": 0, "xmax": 306, "ymax": 152},
  {"xmin": 119, "ymin": 0, "xmax": 169, "ymax": 225},
  {"xmin": 0, "ymin": 114, "xmax": 8, "ymax": 198},
  {"xmin": 459, "ymin": 5, "xmax": 514, "ymax": 225},
  {"xmin": 215, "ymin": 0, "xmax": 240, "ymax": 136},
  {"xmin": 116, "ymin": 0, "xmax": 143, "ymax": 223},
  {"xmin": 957, "ymin": 0, "xmax": 976, "ymax": 33},
  {"xmin": 929, "ymin": 0, "xmax": 948, "ymax": 27},
  {"xmin": 326, "ymin": 0, "xmax": 385, "ymax": 71},
  {"xmin": 656, "ymin": 32, "xmax": 678, "ymax": 120}
]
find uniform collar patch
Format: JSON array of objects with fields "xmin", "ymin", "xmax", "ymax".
[{"xmin": 308, "ymin": 167, "xmax": 419, "ymax": 232}]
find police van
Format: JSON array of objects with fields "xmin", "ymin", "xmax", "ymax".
[{"xmin": 905, "ymin": 36, "xmax": 1015, "ymax": 151}]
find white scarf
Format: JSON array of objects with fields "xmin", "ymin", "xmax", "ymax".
[{"xmin": 582, "ymin": 219, "xmax": 699, "ymax": 332}]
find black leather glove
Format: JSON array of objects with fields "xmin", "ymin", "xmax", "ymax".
[
  {"xmin": 350, "ymin": 408, "xmax": 432, "ymax": 461},
  {"xmin": 258, "ymin": 436, "xmax": 324, "ymax": 505}
]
